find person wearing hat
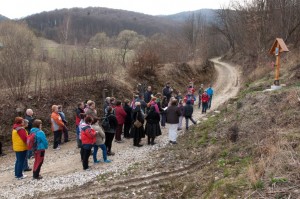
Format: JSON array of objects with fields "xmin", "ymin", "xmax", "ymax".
[
  {"xmin": 12, "ymin": 117, "xmax": 29, "ymax": 179},
  {"xmin": 198, "ymin": 84, "xmax": 205, "ymax": 109}
]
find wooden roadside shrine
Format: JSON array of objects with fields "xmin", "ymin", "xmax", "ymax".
[{"xmin": 269, "ymin": 38, "xmax": 289, "ymax": 86}]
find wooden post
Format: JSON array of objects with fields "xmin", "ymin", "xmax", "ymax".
[{"xmin": 274, "ymin": 43, "xmax": 280, "ymax": 86}]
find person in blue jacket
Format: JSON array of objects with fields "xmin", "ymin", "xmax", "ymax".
[
  {"xmin": 206, "ymin": 85, "xmax": 214, "ymax": 109},
  {"xmin": 30, "ymin": 119, "xmax": 48, "ymax": 180}
]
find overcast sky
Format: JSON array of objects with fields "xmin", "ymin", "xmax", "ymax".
[{"xmin": 0, "ymin": 0, "xmax": 232, "ymax": 19}]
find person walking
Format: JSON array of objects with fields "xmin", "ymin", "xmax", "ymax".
[
  {"xmin": 201, "ymin": 91, "xmax": 210, "ymax": 114},
  {"xmin": 30, "ymin": 119, "xmax": 48, "ymax": 180},
  {"xmin": 50, "ymin": 105, "xmax": 65, "ymax": 150},
  {"xmin": 198, "ymin": 84, "xmax": 204, "ymax": 109},
  {"xmin": 123, "ymin": 99, "xmax": 132, "ymax": 139},
  {"xmin": 183, "ymin": 100, "xmax": 197, "ymax": 130},
  {"xmin": 12, "ymin": 117, "xmax": 28, "ymax": 179},
  {"xmin": 104, "ymin": 107, "xmax": 118, "ymax": 156},
  {"xmin": 206, "ymin": 85, "xmax": 214, "ymax": 109},
  {"xmin": 92, "ymin": 119, "xmax": 111, "ymax": 163},
  {"xmin": 81, "ymin": 116, "xmax": 96, "ymax": 170},
  {"xmin": 145, "ymin": 106, "xmax": 161, "ymax": 145},
  {"xmin": 130, "ymin": 102, "xmax": 145, "ymax": 147},
  {"xmin": 165, "ymin": 99, "xmax": 181, "ymax": 144},
  {"xmin": 114, "ymin": 100, "xmax": 127, "ymax": 143}
]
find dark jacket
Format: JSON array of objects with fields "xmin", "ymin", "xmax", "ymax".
[
  {"xmin": 106, "ymin": 113, "xmax": 118, "ymax": 133},
  {"xmin": 25, "ymin": 114, "xmax": 34, "ymax": 133},
  {"xmin": 166, "ymin": 105, "xmax": 181, "ymax": 124},
  {"xmin": 123, "ymin": 104, "xmax": 133, "ymax": 123},
  {"xmin": 145, "ymin": 110, "xmax": 160, "ymax": 124},
  {"xmin": 144, "ymin": 91, "xmax": 153, "ymax": 103},
  {"xmin": 162, "ymin": 86, "xmax": 172, "ymax": 101},
  {"xmin": 183, "ymin": 101, "xmax": 194, "ymax": 117}
]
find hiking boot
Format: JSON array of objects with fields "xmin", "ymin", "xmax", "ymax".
[
  {"xmin": 104, "ymin": 159, "xmax": 111, "ymax": 163},
  {"xmin": 94, "ymin": 160, "xmax": 101, "ymax": 164},
  {"xmin": 107, "ymin": 151, "xmax": 115, "ymax": 156},
  {"xmin": 33, "ymin": 176, "xmax": 43, "ymax": 180},
  {"xmin": 24, "ymin": 168, "xmax": 32, "ymax": 172}
]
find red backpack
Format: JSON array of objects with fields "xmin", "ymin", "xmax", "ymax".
[{"xmin": 27, "ymin": 133, "xmax": 36, "ymax": 150}]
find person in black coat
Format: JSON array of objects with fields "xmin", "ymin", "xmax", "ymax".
[
  {"xmin": 145, "ymin": 106, "xmax": 161, "ymax": 145},
  {"xmin": 130, "ymin": 102, "xmax": 145, "ymax": 147},
  {"xmin": 104, "ymin": 106, "xmax": 118, "ymax": 156},
  {"xmin": 183, "ymin": 100, "xmax": 197, "ymax": 130},
  {"xmin": 123, "ymin": 99, "xmax": 132, "ymax": 138},
  {"xmin": 162, "ymin": 82, "xmax": 173, "ymax": 103}
]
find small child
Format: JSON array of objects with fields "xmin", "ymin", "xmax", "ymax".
[{"xmin": 183, "ymin": 100, "xmax": 197, "ymax": 130}]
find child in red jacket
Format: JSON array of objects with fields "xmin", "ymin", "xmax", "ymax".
[
  {"xmin": 81, "ymin": 116, "xmax": 96, "ymax": 170},
  {"xmin": 201, "ymin": 91, "xmax": 210, "ymax": 114}
]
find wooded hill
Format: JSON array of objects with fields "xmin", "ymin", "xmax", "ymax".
[
  {"xmin": 23, "ymin": 7, "xmax": 183, "ymax": 44},
  {"xmin": 22, "ymin": 7, "xmax": 220, "ymax": 45}
]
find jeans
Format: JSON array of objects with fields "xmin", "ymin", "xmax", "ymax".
[
  {"xmin": 76, "ymin": 125, "xmax": 80, "ymax": 148},
  {"xmin": 93, "ymin": 144, "xmax": 107, "ymax": 162},
  {"xmin": 202, "ymin": 102, "xmax": 208, "ymax": 113},
  {"xmin": 15, "ymin": 151, "xmax": 27, "ymax": 178},
  {"xmin": 185, "ymin": 116, "xmax": 196, "ymax": 129},
  {"xmin": 208, "ymin": 96, "xmax": 213, "ymax": 109}
]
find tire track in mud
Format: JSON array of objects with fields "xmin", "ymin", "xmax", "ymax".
[{"xmin": 42, "ymin": 161, "xmax": 205, "ymax": 199}]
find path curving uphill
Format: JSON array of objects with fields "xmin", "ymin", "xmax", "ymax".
[{"xmin": 0, "ymin": 58, "xmax": 240, "ymax": 199}]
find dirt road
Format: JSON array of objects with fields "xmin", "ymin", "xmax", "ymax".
[{"xmin": 0, "ymin": 58, "xmax": 240, "ymax": 199}]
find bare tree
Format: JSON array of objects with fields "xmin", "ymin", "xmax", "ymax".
[{"xmin": 0, "ymin": 21, "xmax": 36, "ymax": 99}]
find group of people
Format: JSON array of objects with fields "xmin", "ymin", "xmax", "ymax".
[
  {"xmin": 7, "ymin": 82, "xmax": 214, "ymax": 177},
  {"xmin": 11, "ymin": 109, "xmax": 48, "ymax": 180}
]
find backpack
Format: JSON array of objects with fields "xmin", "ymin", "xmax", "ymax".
[
  {"xmin": 27, "ymin": 133, "xmax": 36, "ymax": 150},
  {"xmin": 101, "ymin": 116, "xmax": 111, "ymax": 132}
]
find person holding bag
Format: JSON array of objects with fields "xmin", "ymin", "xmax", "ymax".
[{"xmin": 130, "ymin": 102, "xmax": 145, "ymax": 147}]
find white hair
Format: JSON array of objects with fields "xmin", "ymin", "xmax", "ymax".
[{"xmin": 26, "ymin": 109, "xmax": 33, "ymax": 116}]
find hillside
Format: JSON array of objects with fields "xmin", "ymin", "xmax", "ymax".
[
  {"xmin": 0, "ymin": 14, "xmax": 9, "ymax": 21},
  {"xmin": 160, "ymin": 9, "xmax": 217, "ymax": 23},
  {"xmin": 23, "ymin": 7, "xmax": 181, "ymax": 44}
]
